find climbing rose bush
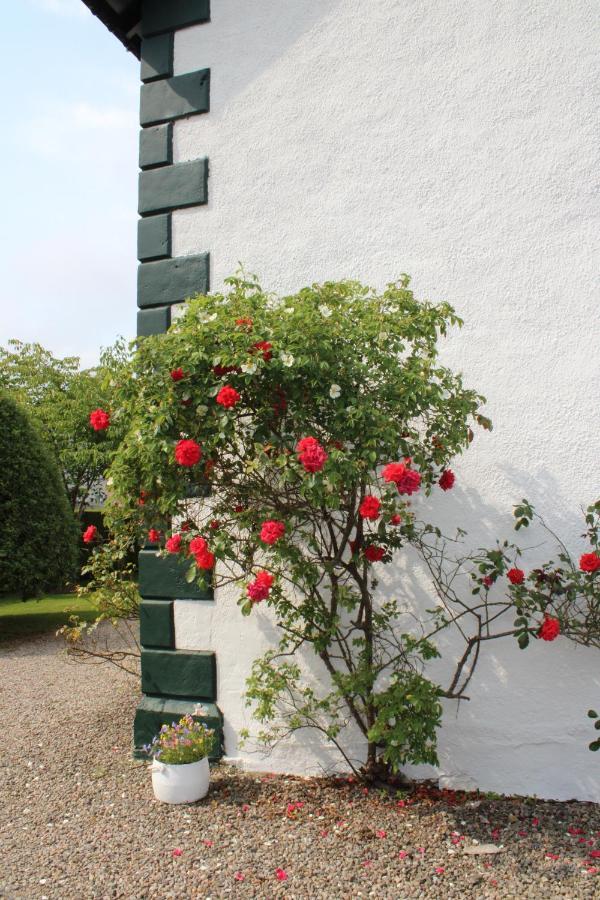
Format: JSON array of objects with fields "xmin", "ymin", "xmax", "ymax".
[{"xmin": 96, "ymin": 274, "xmax": 599, "ymax": 777}]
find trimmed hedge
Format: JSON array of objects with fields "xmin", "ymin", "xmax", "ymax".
[{"xmin": 0, "ymin": 394, "xmax": 79, "ymax": 598}]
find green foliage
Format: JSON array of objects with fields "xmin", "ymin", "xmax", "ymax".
[
  {"xmin": 0, "ymin": 339, "xmax": 128, "ymax": 515},
  {"xmin": 0, "ymin": 394, "xmax": 79, "ymax": 598}
]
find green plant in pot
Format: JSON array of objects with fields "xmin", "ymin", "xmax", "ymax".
[{"xmin": 145, "ymin": 715, "xmax": 215, "ymax": 803}]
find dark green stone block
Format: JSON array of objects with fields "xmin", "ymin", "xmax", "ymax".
[
  {"xmin": 138, "ymin": 214, "xmax": 171, "ymax": 261},
  {"xmin": 137, "ymin": 306, "xmax": 171, "ymax": 337},
  {"xmin": 138, "ymin": 158, "xmax": 208, "ymax": 215},
  {"xmin": 140, "ymin": 33, "xmax": 173, "ymax": 82},
  {"xmin": 139, "ymin": 123, "xmax": 172, "ymax": 170},
  {"xmin": 133, "ymin": 696, "xmax": 222, "ymax": 759},
  {"xmin": 142, "ymin": 0, "xmax": 210, "ymax": 37},
  {"xmin": 138, "ymin": 549, "xmax": 213, "ymax": 600},
  {"xmin": 141, "ymin": 649, "xmax": 216, "ymax": 700},
  {"xmin": 140, "ymin": 599, "xmax": 174, "ymax": 649},
  {"xmin": 137, "ymin": 253, "xmax": 210, "ymax": 309},
  {"xmin": 140, "ymin": 69, "xmax": 210, "ymax": 127}
]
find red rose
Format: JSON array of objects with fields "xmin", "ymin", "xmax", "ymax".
[
  {"xmin": 170, "ymin": 368, "xmax": 185, "ymax": 382},
  {"xmin": 189, "ymin": 536, "xmax": 208, "ymax": 556},
  {"xmin": 260, "ymin": 520, "xmax": 286, "ymax": 545},
  {"xmin": 82, "ymin": 525, "xmax": 97, "ymax": 544},
  {"xmin": 235, "ymin": 317, "xmax": 253, "ymax": 329},
  {"xmin": 390, "ymin": 514, "xmax": 402, "ymax": 526},
  {"xmin": 195, "ymin": 549, "xmax": 215, "ymax": 570},
  {"xmin": 147, "ymin": 529, "xmax": 160, "ymax": 544},
  {"xmin": 507, "ymin": 567, "xmax": 525, "ymax": 585},
  {"xmin": 209, "ymin": 520, "xmax": 220, "ymax": 530},
  {"xmin": 349, "ymin": 538, "xmax": 359, "ymax": 554},
  {"xmin": 251, "ymin": 340, "xmax": 272, "ymax": 361},
  {"xmin": 539, "ymin": 615, "xmax": 560, "ymax": 642},
  {"xmin": 580, "ymin": 552, "xmax": 600, "ymax": 573},
  {"xmin": 213, "ymin": 364, "xmax": 240, "ymax": 377},
  {"xmin": 166, "ymin": 534, "xmax": 182, "ymax": 553},
  {"xmin": 180, "ymin": 521, "xmax": 192, "ymax": 532},
  {"xmin": 138, "ymin": 490, "xmax": 149, "ymax": 506},
  {"xmin": 359, "ymin": 495, "xmax": 381, "ymax": 520},
  {"xmin": 483, "ymin": 575, "xmax": 493, "ymax": 588},
  {"xmin": 216, "ymin": 385, "xmax": 241, "ymax": 408},
  {"xmin": 89, "ymin": 408, "xmax": 110, "ymax": 431},
  {"xmin": 234, "ymin": 504, "xmax": 245, "ymax": 513},
  {"xmin": 273, "ymin": 387, "xmax": 287, "ymax": 416},
  {"xmin": 439, "ymin": 469, "xmax": 455, "ymax": 491},
  {"xmin": 364, "ymin": 545, "xmax": 385, "ymax": 562},
  {"xmin": 296, "ymin": 436, "xmax": 328, "ymax": 473},
  {"xmin": 247, "ymin": 570, "xmax": 274, "ymax": 602},
  {"xmin": 382, "ymin": 462, "xmax": 421, "ymax": 495},
  {"xmin": 174, "ymin": 439, "xmax": 202, "ymax": 466}
]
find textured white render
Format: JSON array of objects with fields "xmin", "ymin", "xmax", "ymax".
[{"xmin": 171, "ymin": 1, "xmax": 600, "ymax": 799}]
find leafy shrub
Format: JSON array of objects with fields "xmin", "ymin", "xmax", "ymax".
[{"xmin": 0, "ymin": 393, "xmax": 79, "ymax": 598}]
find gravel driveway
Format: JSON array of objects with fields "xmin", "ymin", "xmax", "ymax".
[{"xmin": 1, "ymin": 632, "xmax": 599, "ymax": 899}]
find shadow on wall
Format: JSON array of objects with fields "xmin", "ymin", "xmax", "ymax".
[{"xmin": 376, "ymin": 470, "xmax": 600, "ymax": 799}]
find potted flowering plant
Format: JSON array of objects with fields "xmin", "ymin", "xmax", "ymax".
[{"xmin": 145, "ymin": 714, "xmax": 215, "ymax": 804}]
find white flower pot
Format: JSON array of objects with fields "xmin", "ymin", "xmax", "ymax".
[{"xmin": 151, "ymin": 756, "xmax": 210, "ymax": 804}]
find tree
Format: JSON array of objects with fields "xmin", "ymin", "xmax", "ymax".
[
  {"xmin": 83, "ymin": 274, "xmax": 600, "ymax": 777},
  {"xmin": 0, "ymin": 393, "xmax": 79, "ymax": 598},
  {"xmin": 0, "ymin": 339, "xmax": 128, "ymax": 517}
]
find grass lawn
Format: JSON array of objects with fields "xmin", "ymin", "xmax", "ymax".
[{"xmin": 0, "ymin": 593, "xmax": 98, "ymax": 640}]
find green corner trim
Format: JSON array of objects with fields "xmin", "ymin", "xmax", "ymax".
[
  {"xmin": 139, "ymin": 123, "xmax": 172, "ymax": 170},
  {"xmin": 137, "ymin": 214, "xmax": 171, "ymax": 261},
  {"xmin": 137, "ymin": 253, "xmax": 210, "ymax": 309},
  {"xmin": 138, "ymin": 158, "xmax": 208, "ymax": 215},
  {"xmin": 140, "ymin": 599, "xmax": 174, "ymax": 649},
  {"xmin": 137, "ymin": 306, "xmax": 171, "ymax": 337},
  {"xmin": 141, "ymin": 648, "xmax": 217, "ymax": 700},
  {"xmin": 141, "ymin": 0, "xmax": 210, "ymax": 38},
  {"xmin": 140, "ymin": 33, "xmax": 173, "ymax": 83},
  {"xmin": 133, "ymin": 695, "xmax": 222, "ymax": 759},
  {"xmin": 138, "ymin": 549, "xmax": 214, "ymax": 600},
  {"xmin": 140, "ymin": 69, "xmax": 210, "ymax": 127}
]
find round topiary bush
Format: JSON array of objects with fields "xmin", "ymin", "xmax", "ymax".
[{"xmin": 0, "ymin": 393, "xmax": 79, "ymax": 598}]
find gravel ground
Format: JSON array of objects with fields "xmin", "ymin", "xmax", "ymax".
[{"xmin": 1, "ymin": 633, "xmax": 599, "ymax": 900}]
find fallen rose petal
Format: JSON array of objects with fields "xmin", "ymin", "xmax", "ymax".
[
  {"xmin": 589, "ymin": 850, "xmax": 600, "ymax": 859},
  {"xmin": 203, "ymin": 839, "xmax": 214, "ymax": 847},
  {"xmin": 275, "ymin": 868, "xmax": 288, "ymax": 881},
  {"xmin": 320, "ymin": 830, "xmax": 329, "ymax": 838},
  {"xmin": 233, "ymin": 872, "xmax": 245, "ymax": 882},
  {"xmin": 545, "ymin": 853, "xmax": 560, "ymax": 860},
  {"xmin": 376, "ymin": 829, "xmax": 387, "ymax": 839},
  {"xmin": 172, "ymin": 848, "xmax": 182, "ymax": 858},
  {"xmin": 362, "ymin": 860, "xmax": 372, "ymax": 868},
  {"xmin": 435, "ymin": 867, "xmax": 445, "ymax": 875},
  {"xmin": 398, "ymin": 851, "xmax": 408, "ymax": 859}
]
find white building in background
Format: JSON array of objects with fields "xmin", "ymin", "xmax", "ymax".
[{"xmin": 84, "ymin": 0, "xmax": 599, "ymax": 801}]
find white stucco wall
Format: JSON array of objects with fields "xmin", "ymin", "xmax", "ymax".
[{"xmin": 170, "ymin": 0, "xmax": 599, "ymax": 799}]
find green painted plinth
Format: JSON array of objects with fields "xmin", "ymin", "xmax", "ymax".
[
  {"xmin": 140, "ymin": 599, "xmax": 173, "ymax": 648},
  {"xmin": 138, "ymin": 549, "xmax": 213, "ymax": 600},
  {"xmin": 133, "ymin": 695, "xmax": 222, "ymax": 759},
  {"xmin": 141, "ymin": 648, "xmax": 216, "ymax": 699}
]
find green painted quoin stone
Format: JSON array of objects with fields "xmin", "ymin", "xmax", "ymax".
[
  {"xmin": 138, "ymin": 549, "xmax": 213, "ymax": 600},
  {"xmin": 141, "ymin": 0, "xmax": 211, "ymax": 37},
  {"xmin": 139, "ymin": 599, "xmax": 174, "ymax": 649},
  {"xmin": 141, "ymin": 649, "xmax": 216, "ymax": 700},
  {"xmin": 137, "ymin": 254, "xmax": 209, "ymax": 309},
  {"xmin": 140, "ymin": 69, "xmax": 210, "ymax": 127}
]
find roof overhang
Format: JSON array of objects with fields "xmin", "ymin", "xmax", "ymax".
[{"xmin": 81, "ymin": 0, "xmax": 142, "ymax": 57}]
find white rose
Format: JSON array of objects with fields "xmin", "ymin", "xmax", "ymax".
[
  {"xmin": 319, "ymin": 305, "xmax": 332, "ymax": 318},
  {"xmin": 329, "ymin": 384, "xmax": 341, "ymax": 399},
  {"xmin": 280, "ymin": 352, "xmax": 295, "ymax": 367}
]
